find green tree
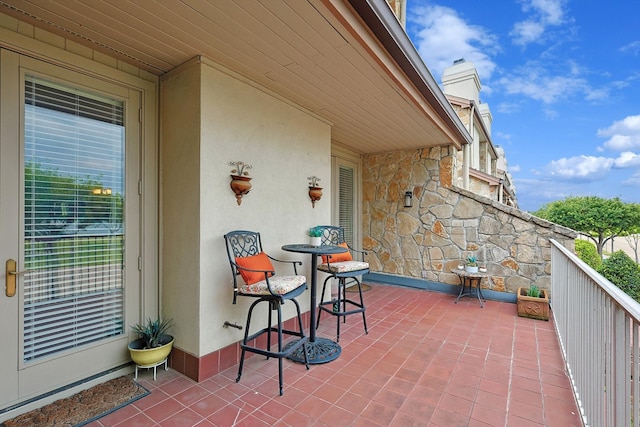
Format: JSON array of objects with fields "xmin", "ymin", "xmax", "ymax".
[
  {"xmin": 534, "ymin": 196, "xmax": 635, "ymax": 258},
  {"xmin": 621, "ymin": 203, "xmax": 640, "ymax": 263},
  {"xmin": 597, "ymin": 250, "xmax": 640, "ymax": 302},
  {"xmin": 575, "ymin": 239, "xmax": 602, "ymax": 270},
  {"xmin": 25, "ymin": 162, "xmax": 121, "ymax": 236}
]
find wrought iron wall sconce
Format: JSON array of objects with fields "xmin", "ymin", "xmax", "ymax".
[
  {"xmin": 308, "ymin": 176, "xmax": 322, "ymax": 208},
  {"xmin": 229, "ymin": 161, "xmax": 252, "ymax": 205},
  {"xmin": 404, "ymin": 191, "xmax": 413, "ymax": 208}
]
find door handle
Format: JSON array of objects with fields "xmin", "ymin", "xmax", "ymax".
[{"xmin": 5, "ymin": 259, "xmax": 26, "ymax": 297}]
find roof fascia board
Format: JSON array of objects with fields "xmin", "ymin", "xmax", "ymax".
[
  {"xmin": 445, "ymin": 94, "xmax": 497, "ymax": 156},
  {"xmin": 469, "ymin": 101, "xmax": 497, "ymax": 157},
  {"xmin": 470, "ymin": 168, "xmax": 500, "ymax": 185},
  {"xmin": 346, "ymin": 0, "xmax": 472, "ymax": 148}
]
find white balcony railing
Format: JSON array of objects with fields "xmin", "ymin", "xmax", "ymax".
[{"xmin": 551, "ymin": 239, "xmax": 640, "ymax": 427}]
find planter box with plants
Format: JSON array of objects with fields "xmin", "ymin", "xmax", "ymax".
[
  {"xmin": 517, "ymin": 285, "xmax": 550, "ymax": 321},
  {"xmin": 128, "ymin": 317, "xmax": 174, "ymax": 379}
]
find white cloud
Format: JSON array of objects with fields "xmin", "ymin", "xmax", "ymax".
[
  {"xmin": 544, "ymin": 155, "xmax": 614, "ymax": 181},
  {"xmin": 510, "ymin": 164, "xmax": 521, "ymax": 173},
  {"xmin": 610, "ymin": 72, "xmax": 639, "ymax": 90},
  {"xmin": 511, "ymin": 0, "xmax": 566, "ymax": 46},
  {"xmin": 598, "ymin": 115, "xmax": 640, "ymax": 151},
  {"xmin": 513, "ymin": 177, "xmax": 578, "ymax": 211},
  {"xmin": 614, "ymin": 151, "xmax": 640, "ymax": 168},
  {"xmin": 496, "ymin": 102, "xmax": 521, "ymax": 114},
  {"xmin": 497, "ymin": 59, "xmax": 608, "ymax": 104},
  {"xmin": 529, "ymin": 0, "xmax": 564, "ymax": 24},
  {"xmin": 584, "ymin": 87, "xmax": 610, "ymax": 101},
  {"xmin": 620, "ymin": 41, "xmax": 640, "ymax": 56},
  {"xmin": 498, "ymin": 67, "xmax": 588, "ymax": 103},
  {"xmin": 623, "ymin": 172, "xmax": 640, "ymax": 186},
  {"xmin": 495, "ymin": 131, "xmax": 513, "ymax": 141},
  {"xmin": 511, "ymin": 20, "xmax": 544, "ymax": 46},
  {"xmin": 408, "ymin": 5, "xmax": 499, "ymax": 80}
]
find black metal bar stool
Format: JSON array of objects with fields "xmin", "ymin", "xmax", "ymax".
[
  {"xmin": 224, "ymin": 230, "xmax": 309, "ymax": 395},
  {"xmin": 314, "ymin": 225, "xmax": 369, "ymax": 342}
]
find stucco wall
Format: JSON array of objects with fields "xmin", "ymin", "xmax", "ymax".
[
  {"xmin": 161, "ymin": 58, "xmax": 332, "ymax": 357},
  {"xmin": 362, "ymin": 147, "xmax": 576, "ymax": 295},
  {"xmin": 160, "ymin": 61, "xmax": 203, "ymax": 355}
]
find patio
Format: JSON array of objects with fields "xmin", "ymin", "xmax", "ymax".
[{"xmin": 91, "ymin": 284, "xmax": 582, "ymax": 426}]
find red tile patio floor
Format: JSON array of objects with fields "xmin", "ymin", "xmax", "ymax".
[{"xmin": 90, "ymin": 283, "xmax": 583, "ymax": 426}]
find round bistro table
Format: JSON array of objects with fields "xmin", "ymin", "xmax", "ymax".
[
  {"xmin": 451, "ymin": 268, "xmax": 489, "ymax": 308},
  {"xmin": 281, "ymin": 243, "xmax": 348, "ymax": 364}
]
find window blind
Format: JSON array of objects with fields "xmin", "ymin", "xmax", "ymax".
[
  {"xmin": 338, "ymin": 165, "xmax": 355, "ymax": 247},
  {"xmin": 23, "ymin": 76, "xmax": 125, "ymax": 362}
]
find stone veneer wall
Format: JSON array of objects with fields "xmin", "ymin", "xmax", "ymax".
[{"xmin": 362, "ymin": 147, "xmax": 576, "ymax": 294}]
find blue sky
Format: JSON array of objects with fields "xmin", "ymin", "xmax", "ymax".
[{"xmin": 405, "ymin": 0, "xmax": 640, "ymax": 212}]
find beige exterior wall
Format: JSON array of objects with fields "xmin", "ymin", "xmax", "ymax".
[{"xmin": 161, "ymin": 58, "xmax": 332, "ymax": 357}]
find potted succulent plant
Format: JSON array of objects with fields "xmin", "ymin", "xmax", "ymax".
[
  {"xmin": 308, "ymin": 226, "xmax": 323, "ymax": 246},
  {"xmin": 128, "ymin": 317, "xmax": 174, "ymax": 367},
  {"xmin": 517, "ymin": 285, "xmax": 550, "ymax": 321},
  {"xmin": 465, "ymin": 255, "xmax": 479, "ymax": 273}
]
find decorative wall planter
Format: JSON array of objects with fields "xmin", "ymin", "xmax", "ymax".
[
  {"xmin": 230, "ymin": 175, "xmax": 252, "ymax": 205},
  {"xmin": 229, "ymin": 161, "xmax": 252, "ymax": 205},
  {"xmin": 308, "ymin": 186, "xmax": 323, "ymax": 208},
  {"xmin": 307, "ymin": 176, "xmax": 322, "ymax": 208},
  {"xmin": 517, "ymin": 287, "xmax": 550, "ymax": 321}
]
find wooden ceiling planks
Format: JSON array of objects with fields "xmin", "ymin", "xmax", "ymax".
[{"xmin": 0, "ymin": 0, "xmax": 464, "ymax": 153}]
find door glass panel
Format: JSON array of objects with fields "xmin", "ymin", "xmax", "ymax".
[{"xmin": 23, "ymin": 76, "xmax": 125, "ymax": 362}]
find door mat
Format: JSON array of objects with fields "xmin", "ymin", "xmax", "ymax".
[
  {"xmin": 345, "ymin": 283, "xmax": 371, "ymax": 292},
  {"xmin": 2, "ymin": 375, "xmax": 149, "ymax": 427}
]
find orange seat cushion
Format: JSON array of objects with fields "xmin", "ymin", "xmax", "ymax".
[
  {"xmin": 321, "ymin": 242, "xmax": 352, "ymax": 263},
  {"xmin": 235, "ymin": 252, "xmax": 274, "ymax": 285}
]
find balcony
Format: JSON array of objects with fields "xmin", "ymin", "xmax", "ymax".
[
  {"xmin": 81, "ymin": 239, "xmax": 640, "ymax": 426},
  {"xmin": 89, "ymin": 282, "xmax": 585, "ymax": 424}
]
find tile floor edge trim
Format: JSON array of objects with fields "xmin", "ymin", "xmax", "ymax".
[{"xmin": 364, "ymin": 272, "xmax": 518, "ymax": 303}]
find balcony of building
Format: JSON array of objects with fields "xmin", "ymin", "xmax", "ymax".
[
  {"xmin": 83, "ymin": 239, "xmax": 640, "ymax": 427},
  {"xmin": 87, "ymin": 237, "xmax": 640, "ymax": 426}
]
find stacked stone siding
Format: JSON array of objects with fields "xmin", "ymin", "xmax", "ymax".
[{"xmin": 362, "ymin": 147, "xmax": 576, "ymax": 295}]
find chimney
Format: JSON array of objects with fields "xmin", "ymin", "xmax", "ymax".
[
  {"xmin": 441, "ymin": 59, "xmax": 481, "ymax": 105},
  {"xmin": 478, "ymin": 103, "xmax": 492, "ymax": 135}
]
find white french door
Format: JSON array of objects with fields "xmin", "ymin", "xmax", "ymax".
[{"xmin": 0, "ymin": 49, "xmax": 141, "ymax": 409}]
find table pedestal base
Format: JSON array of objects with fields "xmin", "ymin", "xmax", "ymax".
[
  {"xmin": 284, "ymin": 337, "xmax": 341, "ymax": 364},
  {"xmin": 455, "ymin": 276, "xmax": 486, "ymax": 308}
]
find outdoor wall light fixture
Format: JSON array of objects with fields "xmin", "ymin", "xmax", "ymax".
[
  {"xmin": 308, "ymin": 176, "xmax": 323, "ymax": 208},
  {"xmin": 229, "ymin": 161, "xmax": 253, "ymax": 205},
  {"xmin": 404, "ymin": 191, "xmax": 413, "ymax": 208}
]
